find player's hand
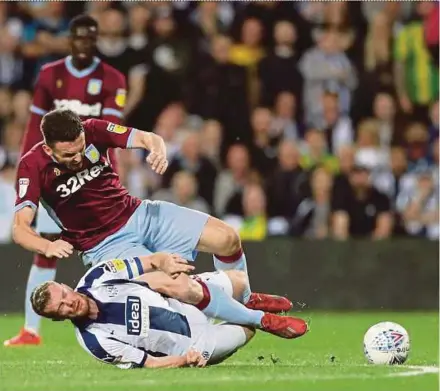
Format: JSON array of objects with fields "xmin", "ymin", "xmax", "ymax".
[
  {"xmin": 185, "ymin": 349, "xmax": 208, "ymax": 368},
  {"xmin": 146, "ymin": 151, "xmax": 168, "ymax": 175},
  {"xmin": 159, "ymin": 254, "xmax": 195, "ymax": 277},
  {"xmin": 44, "ymin": 240, "xmax": 74, "ymax": 259}
]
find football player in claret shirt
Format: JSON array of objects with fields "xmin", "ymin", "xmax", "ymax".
[
  {"xmin": 4, "ymin": 15, "xmax": 127, "ymax": 346},
  {"xmin": 9, "ymin": 109, "xmax": 301, "ymax": 345}
]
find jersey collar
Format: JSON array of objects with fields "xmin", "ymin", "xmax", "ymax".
[{"xmin": 65, "ymin": 56, "xmax": 101, "ymax": 78}]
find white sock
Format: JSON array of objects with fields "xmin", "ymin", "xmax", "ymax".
[{"xmin": 24, "ymin": 265, "xmax": 56, "ymax": 333}]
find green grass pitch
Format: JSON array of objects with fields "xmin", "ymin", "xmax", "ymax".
[{"xmin": 1, "ymin": 312, "xmax": 438, "ymax": 391}]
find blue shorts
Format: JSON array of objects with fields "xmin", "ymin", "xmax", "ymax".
[{"xmin": 81, "ymin": 200, "xmax": 210, "ymax": 267}]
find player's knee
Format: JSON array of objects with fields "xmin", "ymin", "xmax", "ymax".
[
  {"xmin": 224, "ymin": 270, "xmax": 248, "ymax": 301},
  {"xmin": 219, "ymin": 225, "xmax": 241, "ymax": 256},
  {"xmin": 242, "ymin": 326, "xmax": 256, "ymax": 343},
  {"xmin": 169, "ymin": 274, "xmax": 204, "ymax": 305}
]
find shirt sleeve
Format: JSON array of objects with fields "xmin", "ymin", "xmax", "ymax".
[
  {"xmin": 15, "ymin": 159, "xmax": 41, "ymax": 212},
  {"xmin": 77, "ymin": 329, "xmax": 147, "ymax": 369},
  {"xmin": 101, "ymin": 69, "xmax": 127, "ymax": 123},
  {"xmin": 84, "ymin": 118, "xmax": 138, "ymax": 149},
  {"xmin": 77, "ymin": 257, "xmax": 144, "ymax": 289},
  {"xmin": 21, "ymin": 68, "xmax": 53, "ymax": 155}
]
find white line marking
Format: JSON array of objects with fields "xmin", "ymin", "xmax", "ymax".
[{"xmin": 0, "ymin": 361, "xmax": 437, "ymax": 385}]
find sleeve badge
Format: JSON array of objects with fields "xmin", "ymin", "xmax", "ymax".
[
  {"xmin": 18, "ymin": 178, "xmax": 30, "ymax": 199},
  {"xmin": 115, "ymin": 89, "xmax": 126, "ymax": 108}
]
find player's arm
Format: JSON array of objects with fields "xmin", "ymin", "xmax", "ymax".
[
  {"xmin": 13, "ymin": 161, "xmax": 73, "ymax": 258},
  {"xmin": 13, "ymin": 208, "xmax": 73, "ymax": 258},
  {"xmin": 135, "ymin": 271, "xmax": 204, "ymax": 306},
  {"xmin": 86, "ymin": 119, "xmax": 168, "ymax": 175},
  {"xmin": 130, "ymin": 130, "xmax": 168, "ymax": 174},
  {"xmin": 95, "ymin": 254, "xmax": 194, "ymax": 285},
  {"xmin": 80, "ymin": 329, "xmax": 205, "ymax": 369},
  {"xmin": 145, "ymin": 349, "xmax": 207, "ymax": 368},
  {"xmin": 21, "ymin": 68, "xmax": 53, "ymax": 156}
]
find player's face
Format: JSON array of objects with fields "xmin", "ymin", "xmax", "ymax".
[
  {"xmin": 45, "ymin": 283, "xmax": 90, "ymax": 320},
  {"xmin": 49, "ymin": 134, "xmax": 86, "ymax": 172},
  {"xmin": 70, "ymin": 26, "xmax": 97, "ymax": 64}
]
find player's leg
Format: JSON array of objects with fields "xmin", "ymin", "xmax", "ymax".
[
  {"xmin": 197, "ymin": 220, "xmax": 293, "ymax": 312},
  {"xmin": 152, "ymin": 271, "xmax": 307, "ymax": 339},
  {"xmin": 144, "ymin": 201, "xmax": 292, "ymax": 313},
  {"xmin": 207, "ymin": 324, "xmax": 255, "ymax": 365},
  {"xmin": 4, "ymin": 206, "xmax": 60, "ymax": 346},
  {"xmin": 80, "ymin": 203, "xmax": 152, "ymax": 267},
  {"xmin": 141, "ymin": 201, "xmax": 252, "ymax": 301}
]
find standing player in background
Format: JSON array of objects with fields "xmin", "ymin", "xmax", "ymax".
[{"xmin": 4, "ymin": 15, "xmax": 127, "ymax": 346}]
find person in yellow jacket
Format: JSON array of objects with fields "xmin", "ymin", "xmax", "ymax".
[
  {"xmin": 239, "ymin": 183, "xmax": 268, "ymax": 241},
  {"xmin": 229, "ymin": 18, "xmax": 265, "ymax": 108}
]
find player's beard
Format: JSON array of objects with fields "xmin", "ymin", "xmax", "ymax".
[
  {"xmin": 67, "ymin": 160, "xmax": 84, "ymax": 172},
  {"xmin": 75, "ymin": 295, "xmax": 91, "ymax": 318}
]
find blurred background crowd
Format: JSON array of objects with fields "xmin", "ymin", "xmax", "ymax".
[{"xmin": 0, "ymin": 1, "xmax": 438, "ymax": 243}]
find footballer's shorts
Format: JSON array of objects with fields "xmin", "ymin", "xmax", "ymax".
[
  {"xmin": 81, "ymin": 200, "xmax": 209, "ymax": 267},
  {"xmin": 36, "ymin": 202, "xmax": 62, "ymax": 235}
]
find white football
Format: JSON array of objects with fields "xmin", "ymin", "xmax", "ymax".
[{"xmin": 363, "ymin": 322, "xmax": 410, "ymax": 365}]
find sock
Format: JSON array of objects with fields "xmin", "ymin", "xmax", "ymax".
[
  {"xmin": 24, "ymin": 255, "xmax": 57, "ymax": 333},
  {"xmin": 195, "ymin": 280, "xmax": 263, "ymax": 327},
  {"xmin": 213, "ymin": 248, "xmax": 252, "ymax": 304}
]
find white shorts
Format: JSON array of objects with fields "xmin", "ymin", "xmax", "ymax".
[
  {"xmin": 206, "ymin": 324, "xmax": 247, "ymax": 364},
  {"xmin": 183, "ymin": 271, "xmax": 247, "ymax": 364},
  {"xmin": 36, "ymin": 203, "xmax": 61, "ymax": 234}
]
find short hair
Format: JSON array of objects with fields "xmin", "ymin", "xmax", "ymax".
[
  {"xmin": 69, "ymin": 14, "xmax": 98, "ymax": 34},
  {"xmin": 30, "ymin": 282, "xmax": 53, "ymax": 318},
  {"xmin": 41, "ymin": 109, "xmax": 84, "ymax": 147}
]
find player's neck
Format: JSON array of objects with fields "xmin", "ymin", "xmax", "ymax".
[
  {"xmin": 71, "ymin": 57, "xmax": 94, "ymax": 71},
  {"xmin": 87, "ymin": 298, "xmax": 99, "ymax": 320}
]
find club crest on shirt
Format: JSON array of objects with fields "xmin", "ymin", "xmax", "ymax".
[
  {"xmin": 87, "ymin": 79, "xmax": 102, "ymax": 95},
  {"xmin": 54, "ymin": 168, "xmax": 61, "ymax": 176},
  {"xmin": 18, "ymin": 178, "xmax": 30, "ymax": 198},
  {"xmin": 115, "ymin": 88, "xmax": 126, "ymax": 108},
  {"xmin": 106, "ymin": 123, "xmax": 128, "ymax": 134},
  {"xmin": 56, "ymin": 79, "xmax": 62, "ymax": 88},
  {"xmin": 85, "ymin": 144, "xmax": 100, "ymax": 163}
]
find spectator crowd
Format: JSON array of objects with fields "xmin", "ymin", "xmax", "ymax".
[{"xmin": 0, "ymin": 1, "xmax": 438, "ymax": 243}]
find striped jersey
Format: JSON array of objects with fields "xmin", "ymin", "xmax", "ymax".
[{"xmin": 73, "ymin": 258, "xmax": 213, "ymax": 369}]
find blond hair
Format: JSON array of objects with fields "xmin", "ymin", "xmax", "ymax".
[{"xmin": 30, "ymin": 282, "xmax": 52, "ymax": 317}]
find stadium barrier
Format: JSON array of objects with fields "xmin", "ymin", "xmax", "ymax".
[{"xmin": 0, "ymin": 239, "xmax": 438, "ymax": 312}]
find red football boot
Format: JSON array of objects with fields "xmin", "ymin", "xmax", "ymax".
[
  {"xmin": 246, "ymin": 292, "xmax": 293, "ymax": 313},
  {"xmin": 4, "ymin": 328, "xmax": 41, "ymax": 347},
  {"xmin": 260, "ymin": 313, "xmax": 308, "ymax": 339}
]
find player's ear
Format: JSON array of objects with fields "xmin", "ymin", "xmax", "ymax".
[{"xmin": 42, "ymin": 143, "xmax": 54, "ymax": 156}]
